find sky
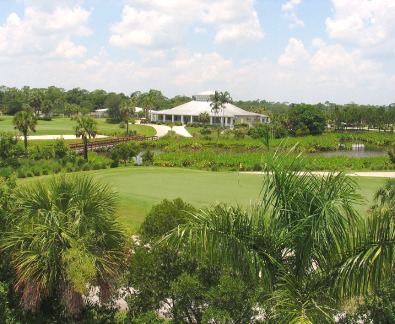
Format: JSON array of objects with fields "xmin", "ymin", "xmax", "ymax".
[{"xmin": 0, "ymin": 0, "xmax": 394, "ymax": 105}]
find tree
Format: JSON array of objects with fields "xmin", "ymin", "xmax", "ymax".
[
  {"xmin": 28, "ymin": 89, "xmax": 44, "ymax": 116},
  {"xmin": 163, "ymin": 150, "xmax": 395, "ymax": 322},
  {"xmin": 12, "ymin": 111, "xmax": 37, "ymax": 153},
  {"xmin": 1, "ymin": 175, "xmax": 127, "ymax": 317},
  {"xmin": 0, "ymin": 132, "xmax": 23, "ymax": 167},
  {"xmin": 198, "ymin": 112, "xmax": 210, "ymax": 124},
  {"xmin": 120, "ymin": 100, "xmax": 135, "ymax": 135},
  {"xmin": 210, "ymin": 91, "xmax": 232, "ymax": 127},
  {"xmin": 106, "ymin": 93, "xmax": 123, "ymax": 122},
  {"xmin": 74, "ymin": 116, "xmax": 98, "ymax": 161},
  {"xmin": 288, "ymin": 103, "xmax": 326, "ymax": 135},
  {"xmin": 41, "ymin": 99, "xmax": 53, "ymax": 118},
  {"xmin": 110, "ymin": 141, "xmax": 138, "ymax": 165}
]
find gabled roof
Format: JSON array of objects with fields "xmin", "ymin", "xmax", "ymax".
[{"xmin": 152, "ymin": 100, "xmax": 268, "ymax": 118}]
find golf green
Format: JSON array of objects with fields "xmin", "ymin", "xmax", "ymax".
[{"xmin": 87, "ymin": 167, "xmax": 386, "ymax": 229}]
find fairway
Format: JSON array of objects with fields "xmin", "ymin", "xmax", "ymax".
[
  {"xmin": 85, "ymin": 167, "xmax": 386, "ymax": 229},
  {"xmin": 0, "ymin": 116, "xmax": 156, "ymax": 136}
]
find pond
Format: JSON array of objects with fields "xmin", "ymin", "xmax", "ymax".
[{"xmin": 311, "ymin": 144, "xmax": 388, "ymax": 158}]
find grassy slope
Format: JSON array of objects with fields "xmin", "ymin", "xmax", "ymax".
[{"xmin": 0, "ymin": 116, "xmax": 156, "ymax": 136}]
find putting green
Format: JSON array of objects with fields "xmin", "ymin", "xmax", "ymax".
[
  {"xmin": 87, "ymin": 167, "xmax": 386, "ymax": 229},
  {"xmin": 17, "ymin": 167, "xmax": 387, "ymax": 230}
]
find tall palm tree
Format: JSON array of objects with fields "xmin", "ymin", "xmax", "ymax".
[
  {"xmin": 1, "ymin": 175, "xmax": 127, "ymax": 315},
  {"xmin": 210, "ymin": 91, "xmax": 232, "ymax": 127},
  {"xmin": 74, "ymin": 116, "xmax": 98, "ymax": 161},
  {"xmin": 120, "ymin": 100, "xmax": 135, "ymax": 135},
  {"xmin": 13, "ymin": 110, "xmax": 37, "ymax": 153},
  {"xmin": 163, "ymin": 149, "xmax": 395, "ymax": 322}
]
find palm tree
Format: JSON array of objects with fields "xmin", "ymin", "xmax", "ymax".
[
  {"xmin": 210, "ymin": 91, "xmax": 232, "ymax": 127},
  {"xmin": 163, "ymin": 149, "xmax": 395, "ymax": 322},
  {"xmin": 1, "ymin": 175, "xmax": 127, "ymax": 315},
  {"xmin": 74, "ymin": 116, "xmax": 98, "ymax": 161},
  {"xmin": 120, "ymin": 100, "xmax": 135, "ymax": 135},
  {"xmin": 13, "ymin": 110, "xmax": 38, "ymax": 153},
  {"xmin": 373, "ymin": 178, "xmax": 395, "ymax": 210}
]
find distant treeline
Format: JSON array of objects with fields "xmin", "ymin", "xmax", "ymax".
[{"xmin": 1, "ymin": 85, "xmax": 395, "ymax": 131}]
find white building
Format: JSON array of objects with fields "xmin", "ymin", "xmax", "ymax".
[{"xmin": 151, "ymin": 91, "xmax": 269, "ymax": 127}]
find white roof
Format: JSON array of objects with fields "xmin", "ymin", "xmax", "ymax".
[{"xmin": 151, "ymin": 100, "xmax": 267, "ymax": 118}]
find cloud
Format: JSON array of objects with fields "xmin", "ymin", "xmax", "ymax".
[
  {"xmin": 282, "ymin": 0, "xmax": 304, "ymax": 28},
  {"xmin": 52, "ymin": 40, "xmax": 87, "ymax": 58},
  {"xmin": 109, "ymin": 0, "xmax": 264, "ymax": 49},
  {"xmin": 278, "ymin": 37, "xmax": 310, "ymax": 67},
  {"xmin": 326, "ymin": 0, "xmax": 395, "ymax": 47},
  {"xmin": 0, "ymin": 5, "xmax": 91, "ymax": 57}
]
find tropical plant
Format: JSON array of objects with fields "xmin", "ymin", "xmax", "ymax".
[
  {"xmin": 74, "ymin": 116, "xmax": 98, "ymax": 161},
  {"xmin": 163, "ymin": 148, "xmax": 395, "ymax": 322},
  {"xmin": 198, "ymin": 112, "xmax": 210, "ymax": 124},
  {"xmin": 12, "ymin": 111, "xmax": 38, "ymax": 152},
  {"xmin": 120, "ymin": 100, "xmax": 135, "ymax": 135},
  {"xmin": 1, "ymin": 175, "xmax": 127, "ymax": 316},
  {"xmin": 210, "ymin": 91, "xmax": 232, "ymax": 127}
]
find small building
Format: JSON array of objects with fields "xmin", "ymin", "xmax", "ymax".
[
  {"xmin": 91, "ymin": 108, "xmax": 108, "ymax": 117},
  {"xmin": 151, "ymin": 91, "xmax": 269, "ymax": 127}
]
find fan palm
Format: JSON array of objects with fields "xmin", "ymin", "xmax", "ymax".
[
  {"xmin": 13, "ymin": 111, "xmax": 37, "ymax": 152},
  {"xmin": 1, "ymin": 175, "xmax": 127, "ymax": 315},
  {"xmin": 163, "ymin": 148, "xmax": 395, "ymax": 322},
  {"xmin": 120, "ymin": 100, "xmax": 135, "ymax": 135},
  {"xmin": 74, "ymin": 116, "xmax": 98, "ymax": 161}
]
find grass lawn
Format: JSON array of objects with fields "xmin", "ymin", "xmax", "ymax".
[
  {"xmin": 23, "ymin": 167, "xmax": 383, "ymax": 230},
  {"xmin": 0, "ymin": 116, "xmax": 156, "ymax": 137}
]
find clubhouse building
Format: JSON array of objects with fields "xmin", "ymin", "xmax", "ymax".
[{"xmin": 151, "ymin": 91, "xmax": 269, "ymax": 127}]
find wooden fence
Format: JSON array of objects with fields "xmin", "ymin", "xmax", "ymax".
[{"xmin": 69, "ymin": 135, "xmax": 158, "ymax": 152}]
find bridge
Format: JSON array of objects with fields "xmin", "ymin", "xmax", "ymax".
[{"xmin": 69, "ymin": 135, "xmax": 158, "ymax": 152}]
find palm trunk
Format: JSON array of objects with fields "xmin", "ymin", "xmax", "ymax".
[
  {"xmin": 23, "ymin": 132, "xmax": 28, "ymax": 154},
  {"xmin": 83, "ymin": 138, "xmax": 88, "ymax": 161}
]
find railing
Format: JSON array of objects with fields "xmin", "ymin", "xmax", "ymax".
[{"xmin": 69, "ymin": 135, "xmax": 158, "ymax": 151}]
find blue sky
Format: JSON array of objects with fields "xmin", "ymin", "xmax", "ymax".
[{"xmin": 0, "ymin": 0, "xmax": 394, "ymax": 105}]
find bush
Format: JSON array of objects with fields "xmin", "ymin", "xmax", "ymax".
[
  {"xmin": 140, "ymin": 198, "xmax": 197, "ymax": 240},
  {"xmin": 53, "ymin": 138, "xmax": 71, "ymax": 160},
  {"xmin": 141, "ymin": 150, "xmax": 154, "ymax": 165},
  {"xmin": 110, "ymin": 142, "xmax": 139, "ymax": 165},
  {"xmin": 28, "ymin": 144, "xmax": 54, "ymax": 160}
]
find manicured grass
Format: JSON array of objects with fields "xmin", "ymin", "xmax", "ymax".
[
  {"xmin": 17, "ymin": 166, "xmax": 387, "ymax": 230},
  {"xmin": 0, "ymin": 116, "xmax": 156, "ymax": 136},
  {"xmin": 81, "ymin": 168, "xmax": 389, "ymax": 229}
]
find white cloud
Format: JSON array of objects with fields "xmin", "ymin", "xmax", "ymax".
[
  {"xmin": 326, "ymin": 0, "xmax": 395, "ymax": 47},
  {"xmin": 109, "ymin": 0, "xmax": 264, "ymax": 49},
  {"xmin": 278, "ymin": 37, "xmax": 310, "ymax": 67},
  {"xmin": 0, "ymin": 5, "xmax": 91, "ymax": 57},
  {"xmin": 53, "ymin": 40, "xmax": 87, "ymax": 58},
  {"xmin": 282, "ymin": 0, "xmax": 304, "ymax": 28},
  {"xmin": 25, "ymin": 6, "xmax": 91, "ymax": 36}
]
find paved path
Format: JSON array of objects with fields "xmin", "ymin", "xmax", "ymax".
[
  {"xmin": 137, "ymin": 121, "xmax": 192, "ymax": 138},
  {"xmin": 26, "ymin": 135, "xmax": 108, "ymax": 140},
  {"xmin": 243, "ymin": 171, "xmax": 395, "ymax": 178}
]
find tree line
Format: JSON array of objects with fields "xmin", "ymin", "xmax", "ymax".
[{"xmin": 0, "ymin": 86, "xmax": 190, "ymax": 121}]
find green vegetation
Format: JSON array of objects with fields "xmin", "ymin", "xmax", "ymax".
[{"xmin": 163, "ymin": 153, "xmax": 395, "ymax": 322}]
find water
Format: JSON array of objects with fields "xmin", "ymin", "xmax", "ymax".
[{"xmin": 311, "ymin": 145, "xmax": 387, "ymax": 158}]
